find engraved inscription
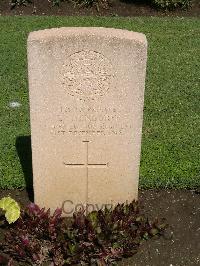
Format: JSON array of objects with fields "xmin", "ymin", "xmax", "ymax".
[
  {"xmin": 50, "ymin": 106, "xmax": 132, "ymax": 136},
  {"xmin": 61, "ymin": 50, "xmax": 114, "ymax": 101}
]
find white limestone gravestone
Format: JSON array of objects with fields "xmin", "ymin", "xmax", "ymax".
[{"xmin": 28, "ymin": 27, "xmax": 147, "ymax": 215}]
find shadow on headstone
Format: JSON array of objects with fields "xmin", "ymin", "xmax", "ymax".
[{"xmin": 16, "ymin": 136, "xmax": 34, "ymax": 202}]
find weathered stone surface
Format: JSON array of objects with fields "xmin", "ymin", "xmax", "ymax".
[{"xmin": 28, "ymin": 27, "xmax": 147, "ymax": 215}]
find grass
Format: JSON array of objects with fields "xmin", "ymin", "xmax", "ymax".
[{"xmin": 0, "ymin": 16, "xmax": 199, "ymax": 189}]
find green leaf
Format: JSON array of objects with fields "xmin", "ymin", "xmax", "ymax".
[
  {"xmin": 96, "ymin": 226, "xmax": 102, "ymax": 234},
  {"xmin": 88, "ymin": 211, "xmax": 98, "ymax": 227},
  {"xmin": 143, "ymin": 232, "xmax": 149, "ymax": 240},
  {"xmin": 68, "ymin": 243, "xmax": 77, "ymax": 255},
  {"xmin": 149, "ymin": 228, "xmax": 159, "ymax": 236},
  {"xmin": 136, "ymin": 216, "xmax": 143, "ymax": 222},
  {"xmin": 0, "ymin": 197, "xmax": 20, "ymax": 224},
  {"xmin": 156, "ymin": 223, "xmax": 167, "ymax": 230}
]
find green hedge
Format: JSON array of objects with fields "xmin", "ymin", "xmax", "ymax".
[
  {"xmin": 9, "ymin": 0, "xmax": 192, "ymax": 10},
  {"xmin": 151, "ymin": 0, "xmax": 191, "ymax": 9}
]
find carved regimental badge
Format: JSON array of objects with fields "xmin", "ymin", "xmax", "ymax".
[{"xmin": 62, "ymin": 50, "xmax": 114, "ymax": 101}]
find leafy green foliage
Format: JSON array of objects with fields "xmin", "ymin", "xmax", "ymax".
[
  {"xmin": 151, "ymin": 0, "xmax": 191, "ymax": 9},
  {"xmin": 9, "ymin": 0, "xmax": 109, "ymax": 9},
  {"xmin": 8, "ymin": 0, "xmax": 192, "ymax": 10},
  {"xmin": 10, "ymin": 0, "xmax": 32, "ymax": 9},
  {"xmin": 9, "ymin": 0, "xmax": 68, "ymax": 8},
  {"xmin": 73, "ymin": 0, "xmax": 110, "ymax": 10},
  {"xmin": 51, "ymin": 0, "xmax": 68, "ymax": 7},
  {"xmin": 0, "ymin": 201, "xmax": 166, "ymax": 265},
  {"xmin": 0, "ymin": 197, "xmax": 20, "ymax": 224}
]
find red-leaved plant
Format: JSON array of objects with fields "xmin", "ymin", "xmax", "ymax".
[
  {"xmin": 0, "ymin": 254, "xmax": 13, "ymax": 265},
  {"xmin": 1, "ymin": 203, "xmax": 62, "ymax": 265},
  {"xmin": 0, "ymin": 201, "xmax": 166, "ymax": 265}
]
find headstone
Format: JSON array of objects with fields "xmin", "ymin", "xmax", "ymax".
[{"xmin": 28, "ymin": 27, "xmax": 147, "ymax": 215}]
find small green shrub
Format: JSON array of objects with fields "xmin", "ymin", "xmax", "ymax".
[
  {"xmin": 10, "ymin": 0, "xmax": 32, "ymax": 8},
  {"xmin": 8, "ymin": 0, "xmax": 192, "ymax": 10},
  {"xmin": 73, "ymin": 0, "xmax": 110, "ymax": 11},
  {"xmin": 151, "ymin": 0, "xmax": 191, "ymax": 9},
  {"xmin": 51, "ymin": 0, "xmax": 68, "ymax": 6}
]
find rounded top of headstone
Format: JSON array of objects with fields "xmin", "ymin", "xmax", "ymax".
[{"xmin": 28, "ymin": 27, "xmax": 147, "ymax": 46}]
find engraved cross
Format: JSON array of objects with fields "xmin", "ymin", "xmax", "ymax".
[{"xmin": 63, "ymin": 141, "xmax": 109, "ymax": 169}]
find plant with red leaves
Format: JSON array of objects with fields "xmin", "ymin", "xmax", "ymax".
[
  {"xmin": 0, "ymin": 203, "xmax": 62, "ymax": 265},
  {"xmin": 0, "ymin": 201, "xmax": 166, "ymax": 265}
]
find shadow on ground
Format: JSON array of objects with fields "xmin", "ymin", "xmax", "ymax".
[{"xmin": 16, "ymin": 136, "xmax": 34, "ymax": 202}]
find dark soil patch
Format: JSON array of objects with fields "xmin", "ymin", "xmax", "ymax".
[
  {"xmin": 0, "ymin": 0, "xmax": 199, "ymax": 17},
  {"xmin": 0, "ymin": 189, "xmax": 200, "ymax": 265}
]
